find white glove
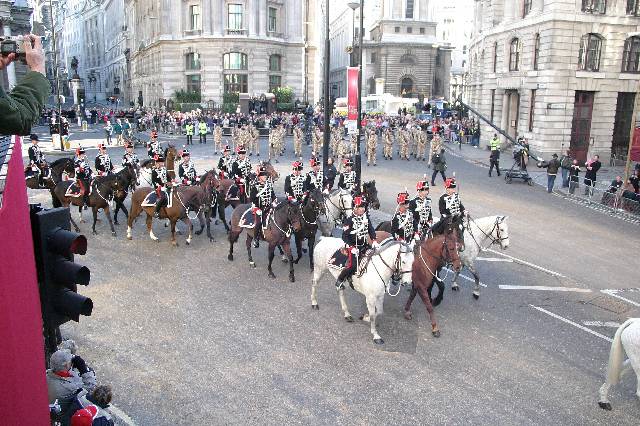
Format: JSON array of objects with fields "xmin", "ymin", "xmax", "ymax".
[
  {"xmin": 350, "ymin": 247, "xmax": 358, "ymax": 255},
  {"xmin": 372, "ymin": 242, "xmax": 381, "ymax": 250}
]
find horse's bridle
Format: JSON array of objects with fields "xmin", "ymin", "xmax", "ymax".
[
  {"xmin": 300, "ymin": 194, "xmax": 323, "ymax": 226},
  {"xmin": 418, "ymin": 231, "xmax": 459, "ymax": 279},
  {"xmin": 466, "ymin": 216, "xmax": 508, "ymax": 251},
  {"xmin": 368, "ymin": 241, "xmax": 413, "ymax": 296},
  {"xmin": 323, "ymin": 190, "xmax": 352, "ymax": 225}
]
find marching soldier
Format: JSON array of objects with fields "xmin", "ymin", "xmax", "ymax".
[
  {"xmin": 122, "ymin": 142, "xmax": 140, "ymax": 168},
  {"xmin": 152, "ymin": 154, "xmax": 172, "ymax": 218},
  {"xmin": 147, "ymin": 136, "xmax": 162, "ymax": 159},
  {"xmin": 250, "ymin": 165, "xmax": 278, "ymax": 242},
  {"xmin": 335, "ymin": 195, "xmax": 378, "ymax": 290},
  {"xmin": 366, "ymin": 130, "xmax": 377, "ymax": 166},
  {"xmin": 249, "ymin": 123, "xmax": 260, "ymax": 157},
  {"xmin": 304, "ymin": 157, "xmax": 325, "ymax": 193},
  {"xmin": 95, "ymin": 143, "xmax": 114, "ymax": 176},
  {"xmin": 185, "ymin": 121, "xmax": 194, "ymax": 145},
  {"xmin": 213, "ymin": 124, "xmax": 223, "ymax": 154},
  {"xmin": 415, "ymin": 128, "xmax": 427, "ymax": 161},
  {"xmin": 27, "ymin": 134, "xmax": 49, "ymax": 185},
  {"xmin": 383, "ymin": 127, "xmax": 393, "ymax": 160},
  {"xmin": 217, "ymin": 144, "xmax": 234, "ymax": 179},
  {"xmin": 284, "ymin": 160, "xmax": 306, "ymax": 203},
  {"xmin": 178, "ymin": 149, "xmax": 198, "ymax": 185},
  {"xmin": 293, "ymin": 126, "xmax": 303, "ymax": 157},
  {"xmin": 399, "ymin": 129, "xmax": 410, "ymax": 160},
  {"xmin": 198, "ymin": 119, "xmax": 208, "ymax": 144},
  {"xmin": 428, "ymin": 134, "xmax": 443, "ymax": 168},
  {"xmin": 338, "ymin": 158, "xmax": 357, "ymax": 193},
  {"xmin": 313, "ymin": 128, "xmax": 323, "ymax": 157},
  {"xmin": 74, "ymin": 147, "xmax": 93, "ymax": 206},
  {"xmin": 409, "ymin": 179, "xmax": 433, "ymax": 239},
  {"xmin": 391, "ymin": 191, "xmax": 418, "ymax": 243}
]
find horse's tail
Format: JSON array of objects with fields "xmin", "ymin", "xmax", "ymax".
[{"xmin": 432, "ymin": 277, "xmax": 445, "ymax": 307}]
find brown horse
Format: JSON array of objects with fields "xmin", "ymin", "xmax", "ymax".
[
  {"xmin": 213, "ymin": 161, "xmax": 279, "ymax": 231},
  {"xmin": 227, "ymin": 200, "xmax": 302, "ymax": 282},
  {"xmin": 53, "ymin": 174, "xmax": 123, "ymax": 236},
  {"xmin": 404, "ymin": 223, "xmax": 462, "ymax": 337},
  {"xmin": 26, "ymin": 157, "xmax": 75, "ymax": 208},
  {"xmin": 126, "ymin": 171, "xmax": 216, "ymax": 246}
]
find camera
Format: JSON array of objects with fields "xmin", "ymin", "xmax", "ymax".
[{"xmin": 0, "ymin": 35, "xmax": 33, "ymax": 61}]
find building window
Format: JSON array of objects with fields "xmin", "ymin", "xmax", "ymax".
[
  {"xmin": 436, "ymin": 52, "xmax": 441, "ymax": 66},
  {"xmin": 407, "ymin": 27, "xmax": 413, "ymax": 34},
  {"xmin": 628, "ymin": 0, "xmax": 640, "ymax": 15},
  {"xmin": 371, "ymin": 52, "xmax": 377, "ymax": 63},
  {"xmin": 509, "ymin": 38, "xmax": 521, "ymax": 71},
  {"xmin": 224, "ymin": 74, "xmax": 248, "ymax": 93},
  {"xmin": 406, "ymin": 0, "xmax": 414, "ymax": 19},
  {"xmin": 186, "ymin": 74, "xmax": 201, "ymax": 94},
  {"xmin": 578, "ymin": 33, "xmax": 603, "ymax": 71},
  {"xmin": 394, "ymin": 27, "xmax": 400, "ymax": 33},
  {"xmin": 529, "ymin": 89, "xmax": 536, "ymax": 132},
  {"xmin": 420, "ymin": 27, "xmax": 425, "ymax": 34},
  {"xmin": 223, "ymin": 52, "xmax": 248, "ymax": 70},
  {"xmin": 523, "ymin": 0, "xmax": 533, "ymax": 17},
  {"xmin": 401, "ymin": 77, "xmax": 414, "ymax": 97},
  {"xmin": 533, "ymin": 33, "xmax": 540, "ymax": 70},
  {"xmin": 622, "ymin": 36, "xmax": 640, "ymax": 72},
  {"xmin": 269, "ymin": 54, "xmax": 281, "ymax": 71},
  {"xmin": 493, "ymin": 42, "xmax": 498, "ymax": 72},
  {"xmin": 186, "ymin": 52, "xmax": 201, "ymax": 70},
  {"xmin": 189, "ymin": 5, "xmax": 200, "ymax": 30},
  {"xmin": 582, "ymin": 0, "xmax": 606, "ymax": 14},
  {"xmin": 490, "ymin": 89, "xmax": 496, "ymax": 122},
  {"xmin": 268, "ymin": 7, "xmax": 277, "ymax": 32},
  {"xmin": 228, "ymin": 4, "xmax": 243, "ymax": 30},
  {"xmin": 400, "ymin": 53, "xmax": 416, "ymax": 65},
  {"xmin": 269, "ymin": 75, "xmax": 281, "ymax": 92}
]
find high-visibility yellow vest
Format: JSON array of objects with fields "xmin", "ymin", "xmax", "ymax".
[{"xmin": 490, "ymin": 138, "xmax": 501, "ymax": 151}]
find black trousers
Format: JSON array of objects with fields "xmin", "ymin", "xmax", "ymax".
[
  {"xmin": 489, "ymin": 159, "xmax": 500, "ymax": 176},
  {"xmin": 431, "ymin": 170, "xmax": 446, "ymax": 184},
  {"xmin": 199, "ymin": 134, "xmax": 207, "ymax": 144},
  {"xmin": 186, "ymin": 135, "xmax": 193, "ymax": 145}
]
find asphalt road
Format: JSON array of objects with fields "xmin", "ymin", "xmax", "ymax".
[{"xmin": 26, "ymin": 129, "xmax": 640, "ymax": 424}]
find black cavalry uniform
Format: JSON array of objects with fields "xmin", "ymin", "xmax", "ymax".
[
  {"xmin": 409, "ymin": 196, "xmax": 433, "ymax": 238},
  {"xmin": 27, "ymin": 143, "xmax": 48, "ymax": 182},
  {"xmin": 217, "ymin": 154, "xmax": 235, "ymax": 178},
  {"xmin": 147, "ymin": 140, "xmax": 162, "ymax": 158},
  {"xmin": 122, "ymin": 151, "xmax": 140, "ymax": 168},
  {"xmin": 439, "ymin": 192, "xmax": 465, "ymax": 219},
  {"xmin": 338, "ymin": 170, "xmax": 357, "ymax": 192},
  {"xmin": 304, "ymin": 169, "xmax": 324, "ymax": 192},
  {"xmin": 284, "ymin": 173, "xmax": 306, "ymax": 202},
  {"xmin": 74, "ymin": 156, "xmax": 93, "ymax": 205},
  {"xmin": 95, "ymin": 152, "xmax": 114, "ymax": 176},
  {"xmin": 391, "ymin": 209, "xmax": 417, "ymax": 242},
  {"xmin": 231, "ymin": 157, "xmax": 253, "ymax": 181},
  {"xmin": 336, "ymin": 212, "xmax": 376, "ymax": 288},
  {"xmin": 152, "ymin": 165, "xmax": 171, "ymax": 216},
  {"xmin": 249, "ymin": 178, "xmax": 276, "ymax": 238},
  {"xmin": 179, "ymin": 161, "xmax": 198, "ymax": 185}
]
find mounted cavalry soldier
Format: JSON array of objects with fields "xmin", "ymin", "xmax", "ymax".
[
  {"xmin": 248, "ymin": 165, "xmax": 277, "ymax": 242},
  {"xmin": 284, "ymin": 160, "xmax": 306, "ymax": 203},
  {"xmin": 72, "ymin": 146, "xmax": 93, "ymax": 206},
  {"xmin": 217, "ymin": 144, "xmax": 234, "ymax": 179},
  {"xmin": 178, "ymin": 149, "xmax": 198, "ymax": 185},
  {"xmin": 26, "ymin": 134, "xmax": 49, "ymax": 185},
  {"xmin": 304, "ymin": 157, "xmax": 325, "ymax": 193},
  {"xmin": 334, "ymin": 195, "xmax": 378, "ymax": 290},
  {"xmin": 152, "ymin": 154, "xmax": 172, "ymax": 218},
  {"xmin": 433, "ymin": 177, "xmax": 466, "ymax": 250},
  {"xmin": 122, "ymin": 142, "xmax": 139, "ymax": 168},
  {"xmin": 147, "ymin": 136, "xmax": 162, "ymax": 159},
  {"xmin": 95, "ymin": 143, "xmax": 114, "ymax": 176},
  {"xmin": 338, "ymin": 158, "xmax": 357, "ymax": 193},
  {"xmin": 391, "ymin": 191, "xmax": 418, "ymax": 243},
  {"xmin": 409, "ymin": 178, "xmax": 433, "ymax": 239},
  {"xmin": 230, "ymin": 144, "xmax": 252, "ymax": 201}
]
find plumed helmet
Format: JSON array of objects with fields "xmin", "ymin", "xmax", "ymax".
[
  {"xmin": 353, "ymin": 195, "xmax": 368, "ymax": 208},
  {"xmin": 181, "ymin": 149, "xmax": 190, "ymax": 158},
  {"xmin": 154, "ymin": 154, "xmax": 165, "ymax": 162},
  {"xmin": 223, "ymin": 145, "xmax": 231, "ymax": 152},
  {"xmin": 444, "ymin": 178, "xmax": 457, "ymax": 189},
  {"xmin": 309, "ymin": 157, "xmax": 320, "ymax": 167},
  {"xmin": 257, "ymin": 165, "xmax": 269, "ymax": 177},
  {"xmin": 237, "ymin": 145, "xmax": 247, "ymax": 154},
  {"xmin": 292, "ymin": 161, "xmax": 303, "ymax": 171},
  {"xmin": 343, "ymin": 158, "xmax": 353, "ymax": 167},
  {"xmin": 416, "ymin": 180, "xmax": 430, "ymax": 190},
  {"xmin": 397, "ymin": 191, "xmax": 410, "ymax": 205},
  {"xmin": 76, "ymin": 146, "xmax": 85, "ymax": 155}
]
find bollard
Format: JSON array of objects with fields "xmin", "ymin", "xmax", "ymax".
[{"xmin": 82, "ymin": 120, "xmax": 88, "ymax": 131}]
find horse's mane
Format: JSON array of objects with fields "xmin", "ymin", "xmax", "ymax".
[
  {"xmin": 50, "ymin": 157, "xmax": 73, "ymax": 167},
  {"xmin": 141, "ymin": 159, "xmax": 154, "ymax": 168}
]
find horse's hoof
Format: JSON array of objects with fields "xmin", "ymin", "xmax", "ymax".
[
  {"xmin": 451, "ymin": 284, "xmax": 460, "ymax": 292},
  {"xmin": 185, "ymin": 240, "xmax": 190, "ymax": 246},
  {"xmin": 195, "ymin": 230, "xmax": 203, "ymax": 236},
  {"xmin": 228, "ymin": 254, "xmax": 234, "ymax": 261},
  {"xmin": 473, "ymin": 293, "xmax": 480, "ymax": 300},
  {"xmin": 373, "ymin": 338, "xmax": 384, "ymax": 345},
  {"xmin": 92, "ymin": 231, "xmax": 98, "ymax": 235},
  {"xmin": 111, "ymin": 231, "xmax": 117, "ymax": 237},
  {"xmin": 172, "ymin": 242, "xmax": 178, "ymax": 247},
  {"xmin": 114, "ymin": 221, "xmax": 119, "ymax": 225},
  {"xmin": 249, "ymin": 261, "xmax": 256, "ymax": 268},
  {"xmin": 432, "ymin": 330, "xmax": 441, "ymax": 338},
  {"xmin": 598, "ymin": 402, "xmax": 612, "ymax": 411},
  {"xmin": 404, "ymin": 311, "xmax": 413, "ymax": 320},
  {"xmin": 127, "ymin": 235, "xmax": 132, "ymax": 240},
  {"xmin": 345, "ymin": 316, "xmax": 354, "ymax": 322},
  {"xmin": 302, "ymin": 248, "xmax": 308, "ymax": 253},
  {"xmin": 215, "ymin": 220, "xmax": 220, "ymax": 225},
  {"xmin": 311, "ymin": 304, "xmax": 319, "ymax": 310},
  {"xmin": 268, "ymin": 272, "xmax": 276, "ymax": 279},
  {"xmin": 281, "ymin": 256, "xmax": 288, "ymax": 263},
  {"xmin": 289, "ymin": 274, "xmax": 295, "ymax": 283}
]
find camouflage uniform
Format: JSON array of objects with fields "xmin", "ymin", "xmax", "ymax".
[
  {"xmin": 428, "ymin": 135, "xmax": 443, "ymax": 167},
  {"xmin": 383, "ymin": 128, "xmax": 393, "ymax": 160},
  {"xmin": 214, "ymin": 126, "xmax": 223, "ymax": 154},
  {"xmin": 366, "ymin": 130, "xmax": 377, "ymax": 166},
  {"xmin": 399, "ymin": 130, "xmax": 410, "ymax": 160},
  {"xmin": 415, "ymin": 127, "xmax": 427, "ymax": 161},
  {"xmin": 293, "ymin": 126, "xmax": 303, "ymax": 157}
]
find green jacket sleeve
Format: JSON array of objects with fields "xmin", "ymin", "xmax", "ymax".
[{"xmin": 0, "ymin": 71, "xmax": 51, "ymax": 136}]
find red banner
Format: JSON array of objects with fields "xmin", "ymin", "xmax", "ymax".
[
  {"xmin": 347, "ymin": 67, "xmax": 359, "ymax": 121},
  {"xmin": 631, "ymin": 127, "xmax": 640, "ymax": 162}
]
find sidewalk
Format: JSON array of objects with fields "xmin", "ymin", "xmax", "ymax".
[{"xmin": 443, "ymin": 140, "xmax": 640, "ymax": 224}]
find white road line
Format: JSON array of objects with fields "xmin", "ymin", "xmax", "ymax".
[
  {"xmin": 485, "ymin": 248, "xmax": 566, "ymax": 278},
  {"xmin": 475, "ymin": 257, "xmax": 514, "ymax": 263},
  {"xmin": 530, "ymin": 305, "xmax": 613, "ymax": 343},
  {"xmin": 499, "ymin": 285, "xmax": 592, "ymax": 293},
  {"xmin": 442, "ymin": 267, "xmax": 488, "ymax": 287},
  {"xmin": 108, "ymin": 404, "xmax": 137, "ymax": 426},
  {"xmin": 601, "ymin": 289, "xmax": 640, "ymax": 308},
  {"xmin": 582, "ymin": 321, "xmax": 622, "ymax": 328}
]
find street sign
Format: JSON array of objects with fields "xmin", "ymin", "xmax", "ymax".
[{"xmin": 347, "ymin": 120, "xmax": 358, "ymax": 135}]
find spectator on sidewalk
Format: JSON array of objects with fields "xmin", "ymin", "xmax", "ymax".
[
  {"xmin": 608, "ymin": 176, "xmax": 624, "ymax": 193},
  {"xmin": 568, "ymin": 160, "xmax": 581, "ymax": 194},
  {"xmin": 584, "ymin": 155, "xmax": 601, "ymax": 197},
  {"xmin": 324, "ymin": 157, "xmax": 337, "ymax": 190},
  {"xmin": 104, "ymin": 122, "xmax": 113, "ymax": 145},
  {"xmin": 629, "ymin": 169, "xmax": 639, "ymax": 194},
  {"xmin": 46, "ymin": 349, "xmax": 97, "ymax": 420},
  {"xmin": 537, "ymin": 153, "xmax": 561, "ymax": 193},
  {"xmin": 69, "ymin": 385, "xmax": 115, "ymax": 426},
  {"xmin": 489, "ymin": 137, "xmax": 501, "ymax": 177},
  {"xmin": 560, "ymin": 150, "xmax": 573, "ymax": 188},
  {"xmin": 431, "ymin": 148, "xmax": 447, "ymax": 186}
]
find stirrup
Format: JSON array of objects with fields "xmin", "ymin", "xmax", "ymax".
[{"xmin": 335, "ymin": 280, "xmax": 345, "ymax": 290}]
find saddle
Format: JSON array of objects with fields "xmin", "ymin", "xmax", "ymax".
[
  {"xmin": 142, "ymin": 189, "xmax": 173, "ymax": 208},
  {"xmin": 239, "ymin": 207, "xmax": 257, "ymax": 229},
  {"xmin": 65, "ymin": 180, "xmax": 91, "ymax": 198},
  {"xmin": 226, "ymin": 184, "xmax": 241, "ymax": 202}
]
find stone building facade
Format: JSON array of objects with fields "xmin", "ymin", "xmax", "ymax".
[
  {"xmin": 126, "ymin": 0, "xmax": 321, "ymax": 108},
  {"xmin": 468, "ymin": 0, "xmax": 640, "ymax": 162}
]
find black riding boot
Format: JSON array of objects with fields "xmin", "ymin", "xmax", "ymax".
[{"xmin": 335, "ymin": 266, "xmax": 353, "ymax": 290}]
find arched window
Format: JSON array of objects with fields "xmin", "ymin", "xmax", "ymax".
[
  {"xmin": 509, "ymin": 38, "xmax": 522, "ymax": 71},
  {"xmin": 223, "ymin": 52, "xmax": 248, "ymax": 70},
  {"xmin": 622, "ymin": 36, "xmax": 640, "ymax": 72},
  {"xmin": 269, "ymin": 54, "xmax": 281, "ymax": 72},
  {"xmin": 578, "ymin": 33, "xmax": 603, "ymax": 71},
  {"xmin": 400, "ymin": 77, "xmax": 414, "ymax": 97},
  {"xmin": 628, "ymin": 0, "xmax": 640, "ymax": 16},
  {"xmin": 400, "ymin": 54, "xmax": 416, "ymax": 65},
  {"xmin": 533, "ymin": 33, "xmax": 540, "ymax": 70}
]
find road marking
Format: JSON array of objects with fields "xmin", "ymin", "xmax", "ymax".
[
  {"xmin": 582, "ymin": 321, "xmax": 622, "ymax": 328},
  {"xmin": 601, "ymin": 289, "xmax": 640, "ymax": 308},
  {"xmin": 442, "ymin": 267, "xmax": 488, "ymax": 287},
  {"xmin": 476, "ymin": 257, "xmax": 514, "ymax": 263},
  {"xmin": 499, "ymin": 285, "xmax": 592, "ymax": 293},
  {"xmin": 485, "ymin": 248, "xmax": 566, "ymax": 278},
  {"xmin": 108, "ymin": 404, "xmax": 137, "ymax": 426},
  {"xmin": 530, "ymin": 305, "xmax": 612, "ymax": 343}
]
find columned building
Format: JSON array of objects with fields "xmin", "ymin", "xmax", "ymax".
[
  {"xmin": 468, "ymin": 0, "xmax": 640, "ymax": 162},
  {"xmin": 125, "ymin": 0, "xmax": 319, "ymax": 108}
]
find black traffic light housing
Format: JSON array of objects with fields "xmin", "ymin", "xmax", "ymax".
[{"xmin": 30, "ymin": 205, "xmax": 92, "ymax": 333}]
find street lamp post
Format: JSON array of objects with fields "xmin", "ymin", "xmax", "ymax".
[
  {"xmin": 355, "ymin": 0, "xmax": 364, "ymax": 185},
  {"xmin": 322, "ymin": 0, "xmax": 330, "ymax": 173},
  {"xmin": 47, "ymin": 0, "xmax": 64, "ymax": 150},
  {"xmin": 348, "ymin": 2, "xmax": 359, "ymax": 67}
]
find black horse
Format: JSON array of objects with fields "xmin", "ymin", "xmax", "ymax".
[
  {"xmin": 113, "ymin": 165, "xmax": 138, "ymax": 225},
  {"xmin": 293, "ymin": 189, "xmax": 324, "ymax": 270}
]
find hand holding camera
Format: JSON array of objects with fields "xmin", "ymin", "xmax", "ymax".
[{"xmin": 0, "ymin": 34, "xmax": 45, "ymax": 75}]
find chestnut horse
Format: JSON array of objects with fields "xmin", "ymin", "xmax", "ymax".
[{"xmin": 404, "ymin": 223, "xmax": 462, "ymax": 337}]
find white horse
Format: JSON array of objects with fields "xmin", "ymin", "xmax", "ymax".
[
  {"xmin": 318, "ymin": 189, "xmax": 353, "ymax": 237},
  {"xmin": 137, "ymin": 159, "xmax": 155, "ymax": 188},
  {"xmin": 450, "ymin": 215, "xmax": 510, "ymax": 299},
  {"xmin": 311, "ymin": 237, "xmax": 414, "ymax": 344},
  {"xmin": 598, "ymin": 318, "xmax": 640, "ymax": 410}
]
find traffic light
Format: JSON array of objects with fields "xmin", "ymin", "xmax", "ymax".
[{"xmin": 30, "ymin": 205, "xmax": 92, "ymax": 333}]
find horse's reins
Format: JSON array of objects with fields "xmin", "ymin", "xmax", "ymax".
[
  {"xmin": 300, "ymin": 195, "xmax": 323, "ymax": 226},
  {"xmin": 466, "ymin": 216, "xmax": 507, "ymax": 251},
  {"xmin": 418, "ymin": 232, "xmax": 458, "ymax": 281},
  {"xmin": 368, "ymin": 241, "xmax": 413, "ymax": 297}
]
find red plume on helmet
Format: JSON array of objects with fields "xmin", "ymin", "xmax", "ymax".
[
  {"xmin": 444, "ymin": 178, "xmax": 457, "ymax": 189},
  {"xmin": 396, "ymin": 192, "xmax": 410, "ymax": 205}
]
